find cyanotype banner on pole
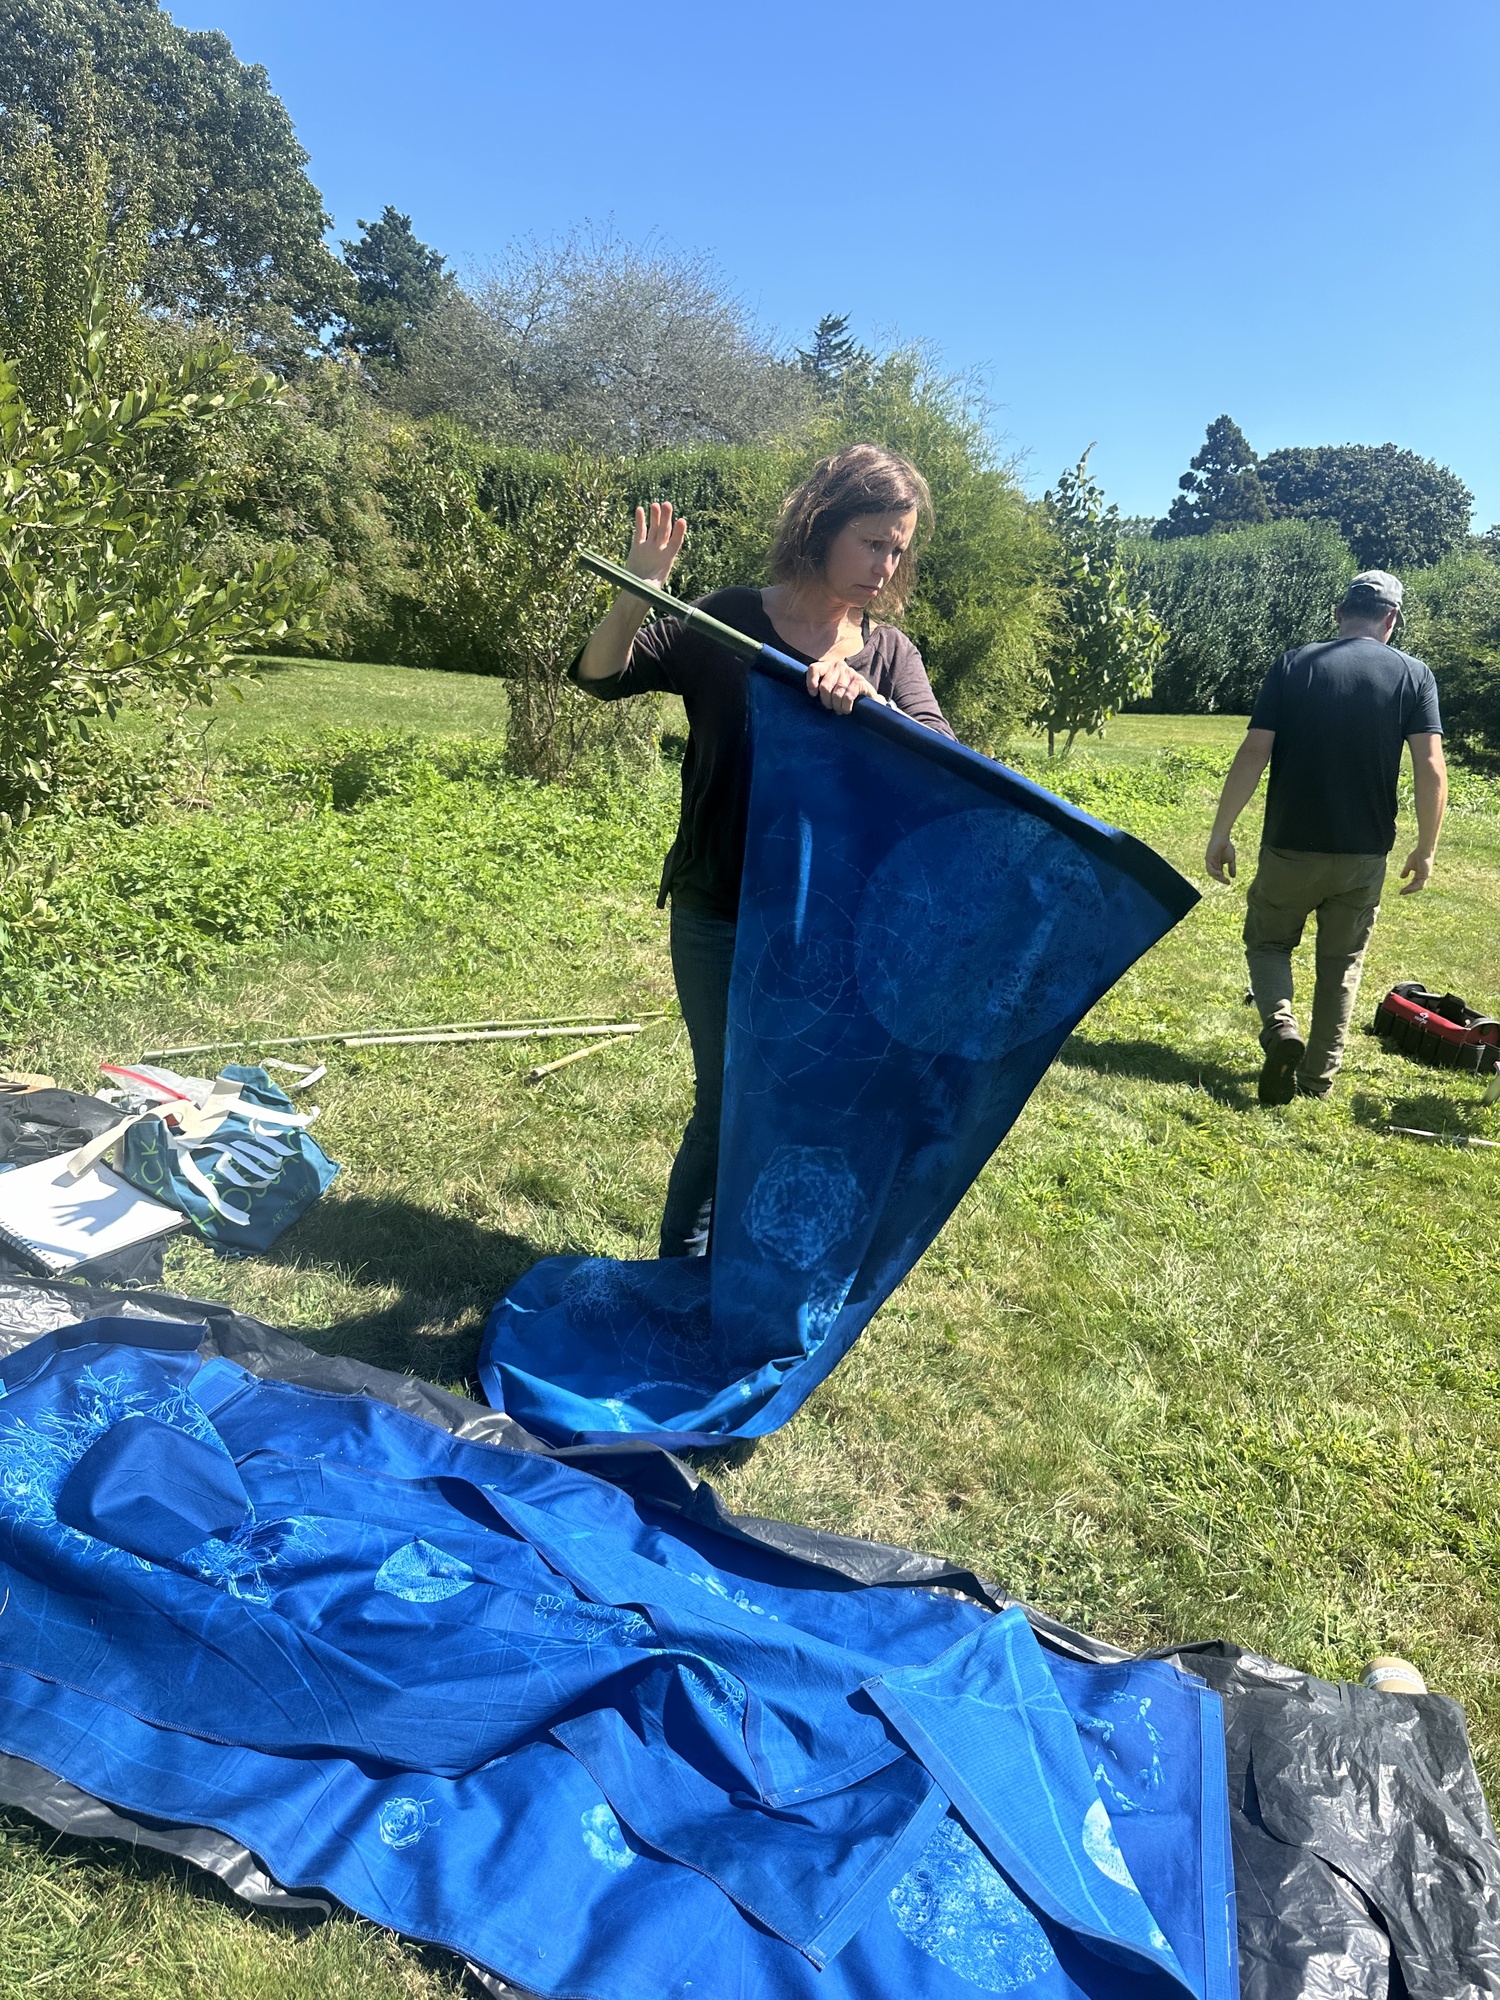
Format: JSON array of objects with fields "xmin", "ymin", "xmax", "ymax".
[
  {"xmin": 483, "ymin": 665, "xmax": 1198, "ymax": 1446},
  {"xmin": 0, "ymin": 1319, "xmax": 1237, "ymax": 2000}
]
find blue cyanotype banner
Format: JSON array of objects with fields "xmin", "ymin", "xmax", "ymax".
[
  {"xmin": 0, "ymin": 1321, "xmax": 1236, "ymax": 2000},
  {"xmin": 482, "ymin": 666, "xmax": 1198, "ymax": 1446}
]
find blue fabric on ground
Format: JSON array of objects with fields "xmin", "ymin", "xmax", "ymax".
[
  {"xmin": 869, "ymin": 1610, "xmax": 1237, "ymax": 2000},
  {"xmin": 0, "ymin": 1323, "xmax": 1236, "ymax": 1999},
  {"xmin": 480, "ymin": 666, "xmax": 1197, "ymax": 1445},
  {"xmin": 55, "ymin": 1410, "xmax": 251, "ymax": 1558}
]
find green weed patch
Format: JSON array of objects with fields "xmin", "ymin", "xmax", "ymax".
[{"xmin": 0, "ymin": 729, "xmax": 677, "ymax": 1016}]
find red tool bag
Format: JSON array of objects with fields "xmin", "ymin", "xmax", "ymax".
[{"xmin": 1373, "ymin": 983, "xmax": 1500, "ymax": 1074}]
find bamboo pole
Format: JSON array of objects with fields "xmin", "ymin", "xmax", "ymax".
[
  {"xmin": 1388, "ymin": 1126, "xmax": 1500, "ymax": 1149},
  {"xmin": 142, "ymin": 1015, "xmax": 650, "ymax": 1060},
  {"xmin": 526, "ymin": 1035, "xmax": 636, "ymax": 1085},
  {"xmin": 346, "ymin": 1024, "xmax": 642, "ymax": 1049},
  {"xmin": 578, "ymin": 549, "xmax": 766, "ymax": 658}
]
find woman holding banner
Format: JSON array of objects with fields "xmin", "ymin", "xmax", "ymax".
[{"xmin": 575, "ymin": 444, "xmax": 953, "ymax": 1257}]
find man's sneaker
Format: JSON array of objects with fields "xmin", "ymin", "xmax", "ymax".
[
  {"xmin": 1295, "ymin": 1076, "xmax": 1332, "ymax": 1099},
  {"xmin": 1257, "ymin": 1018, "xmax": 1306, "ymax": 1105}
]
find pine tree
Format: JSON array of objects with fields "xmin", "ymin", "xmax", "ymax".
[
  {"xmin": 795, "ymin": 313, "xmax": 869, "ymax": 398},
  {"xmin": 340, "ymin": 207, "xmax": 455, "ymax": 370},
  {"xmin": 1154, "ymin": 415, "xmax": 1271, "ymax": 539}
]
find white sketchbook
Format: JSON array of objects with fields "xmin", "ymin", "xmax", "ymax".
[{"xmin": 0, "ymin": 1154, "xmax": 184, "ymax": 1275}]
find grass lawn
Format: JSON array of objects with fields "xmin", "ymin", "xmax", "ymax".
[
  {"xmin": 120, "ymin": 654, "xmax": 514, "ymax": 745},
  {"xmin": 2, "ymin": 663, "xmax": 1498, "ymax": 1996}
]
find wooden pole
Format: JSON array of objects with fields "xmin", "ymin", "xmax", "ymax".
[
  {"xmin": 142, "ymin": 1016, "xmax": 649, "ymax": 1060},
  {"xmin": 526, "ymin": 1035, "xmax": 636, "ymax": 1085}
]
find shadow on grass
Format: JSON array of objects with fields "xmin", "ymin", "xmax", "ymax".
[
  {"xmin": 0, "ymin": 1806, "xmax": 484, "ymax": 1986},
  {"xmin": 1350, "ymin": 1081, "xmax": 1498, "ymax": 1143},
  {"xmin": 261, "ymin": 1190, "xmax": 560, "ymax": 1387},
  {"xmin": 1057, "ymin": 1035, "xmax": 1256, "ymax": 1108},
  {"xmin": 261, "ymin": 1195, "xmax": 766, "ymax": 1463},
  {"xmin": 682, "ymin": 1438, "xmax": 761, "ymax": 1474}
]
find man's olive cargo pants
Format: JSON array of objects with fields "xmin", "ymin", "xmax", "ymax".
[{"xmin": 1244, "ymin": 846, "xmax": 1387, "ymax": 1092}]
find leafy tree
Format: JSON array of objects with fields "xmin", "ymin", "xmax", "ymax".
[
  {"xmin": 806, "ymin": 348, "xmax": 1054, "ymax": 749},
  {"xmin": 0, "ymin": 82, "xmax": 387, "ymax": 670},
  {"xmin": 796, "ymin": 314, "xmax": 869, "ymax": 399},
  {"xmin": 1126, "ymin": 519, "xmax": 1354, "ymax": 712},
  {"xmin": 1154, "ymin": 415, "xmax": 1270, "ymax": 539},
  {"xmin": 1258, "ymin": 442, "xmax": 1472, "ymax": 569},
  {"xmin": 339, "ymin": 207, "xmax": 455, "ymax": 371},
  {"xmin": 1039, "ymin": 450, "xmax": 1164, "ymax": 753},
  {"xmin": 0, "ymin": 0, "xmax": 349, "ymax": 366},
  {"xmin": 0, "ymin": 65, "xmax": 146, "ymax": 420},
  {"xmin": 395, "ymin": 227, "xmax": 809, "ymax": 451},
  {"xmin": 0, "ymin": 289, "xmax": 323, "ymax": 833}
]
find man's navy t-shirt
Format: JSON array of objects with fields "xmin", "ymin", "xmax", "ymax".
[{"xmin": 1248, "ymin": 637, "xmax": 1442, "ymax": 854}]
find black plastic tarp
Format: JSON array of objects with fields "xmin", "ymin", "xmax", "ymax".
[{"xmin": 1, "ymin": 1273, "xmax": 1496, "ymax": 2000}]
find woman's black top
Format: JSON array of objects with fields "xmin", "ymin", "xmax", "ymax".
[{"xmin": 572, "ymin": 587, "xmax": 954, "ymax": 920}]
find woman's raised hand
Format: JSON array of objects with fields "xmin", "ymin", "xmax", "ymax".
[{"xmin": 628, "ymin": 501, "xmax": 688, "ymax": 587}]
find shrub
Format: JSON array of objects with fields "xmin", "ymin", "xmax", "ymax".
[
  {"xmin": 1400, "ymin": 555, "xmax": 1500, "ymax": 764},
  {"xmin": 379, "ymin": 427, "xmax": 656, "ymax": 781},
  {"xmin": 1126, "ymin": 520, "xmax": 1354, "ymax": 712},
  {"xmin": 206, "ymin": 358, "xmax": 415, "ymax": 664},
  {"xmin": 0, "ymin": 298, "xmax": 322, "ymax": 833},
  {"xmin": 622, "ymin": 446, "xmax": 793, "ymax": 600}
]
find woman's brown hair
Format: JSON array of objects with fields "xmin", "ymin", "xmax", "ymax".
[{"xmin": 768, "ymin": 444, "xmax": 933, "ymax": 616}]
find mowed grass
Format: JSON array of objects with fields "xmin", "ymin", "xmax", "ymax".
[
  {"xmin": 3, "ymin": 664, "xmax": 1499, "ymax": 1997},
  {"xmin": 122, "ymin": 654, "xmax": 514, "ymax": 745}
]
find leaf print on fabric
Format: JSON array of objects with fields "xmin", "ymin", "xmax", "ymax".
[
  {"xmin": 534, "ymin": 1593, "xmax": 653, "ymax": 1647},
  {"xmin": 889, "ymin": 1816, "xmax": 1057, "ymax": 1993},
  {"xmin": 580, "ymin": 1801, "xmax": 636, "ymax": 1872},
  {"xmin": 374, "ymin": 1538, "xmax": 476, "ymax": 1603},
  {"xmin": 378, "ymin": 1796, "xmax": 438, "ymax": 1850}
]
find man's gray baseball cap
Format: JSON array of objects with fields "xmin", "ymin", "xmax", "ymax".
[{"xmin": 1339, "ymin": 569, "xmax": 1404, "ymax": 611}]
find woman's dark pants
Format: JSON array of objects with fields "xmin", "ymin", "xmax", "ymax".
[{"xmin": 659, "ymin": 903, "xmax": 737, "ymax": 1258}]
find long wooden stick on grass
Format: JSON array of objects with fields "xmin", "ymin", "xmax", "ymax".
[
  {"xmin": 142, "ymin": 1015, "xmax": 657, "ymax": 1060},
  {"xmin": 346, "ymin": 1024, "xmax": 642, "ymax": 1049}
]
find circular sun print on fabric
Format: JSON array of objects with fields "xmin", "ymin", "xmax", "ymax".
[{"xmin": 856, "ymin": 810, "xmax": 1105, "ymax": 1062}]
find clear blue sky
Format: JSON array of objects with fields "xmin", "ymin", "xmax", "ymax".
[{"xmin": 172, "ymin": 0, "xmax": 1500, "ymax": 526}]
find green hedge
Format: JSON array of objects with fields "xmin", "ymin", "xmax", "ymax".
[
  {"xmin": 1400, "ymin": 554, "xmax": 1500, "ymax": 763},
  {"xmin": 1126, "ymin": 519, "xmax": 1354, "ymax": 712},
  {"xmin": 369, "ymin": 428, "xmax": 1052, "ymax": 753}
]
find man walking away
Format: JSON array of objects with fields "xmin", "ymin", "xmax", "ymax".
[{"xmin": 1205, "ymin": 570, "xmax": 1447, "ymax": 1105}]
